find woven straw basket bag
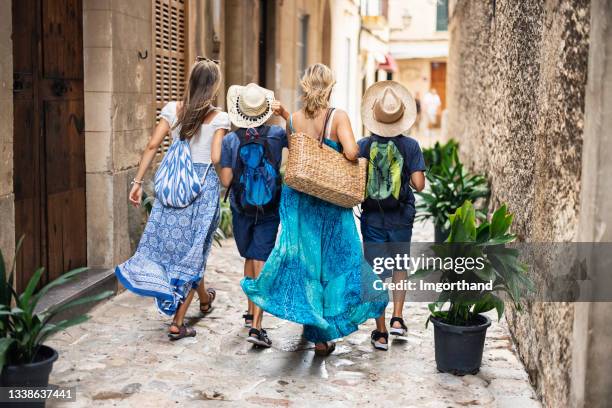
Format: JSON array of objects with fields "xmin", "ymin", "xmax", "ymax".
[{"xmin": 285, "ymin": 109, "xmax": 367, "ymax": 208}]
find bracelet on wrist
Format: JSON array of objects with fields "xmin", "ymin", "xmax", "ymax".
[{"xmin": 131, "ymin": 178, "xmax": 144, "ymax": 186}]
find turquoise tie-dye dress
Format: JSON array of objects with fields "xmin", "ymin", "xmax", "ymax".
[{"xmin": 241, "ymin": 139, "xmax": 388, "ymax": 343}]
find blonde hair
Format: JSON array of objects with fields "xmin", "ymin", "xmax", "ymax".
[
  {"xmin": 175, "ymin": 59, "xmax": 221, "ymax": 140},
  {"xmin": 300, "ymin": 63, "xmax": 335, "ymax": 119}
]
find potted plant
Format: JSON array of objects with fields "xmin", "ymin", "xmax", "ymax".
[
  {"xmin": 0, "ymin": 240, "xmax": 113, "ymax": 406},
  {"xmin": 421, "ymin": 139, "xmax": 459, "ymax": 174},
  {"xmin": 412, "ymin": 201, "xmax": 533, "ymax": 375},
  {"xmin": 417, "ymin": 141, "xmax": 489, "ymax": 242}
]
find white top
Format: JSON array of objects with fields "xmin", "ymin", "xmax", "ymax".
[{"xmin": 159, "ymin": 101, "xmax": 231, "ymax": 163}]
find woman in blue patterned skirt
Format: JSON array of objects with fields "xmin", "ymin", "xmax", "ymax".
[{"xmin": 116, "ymin": 58, "xmax": 230, "ymax": 340}]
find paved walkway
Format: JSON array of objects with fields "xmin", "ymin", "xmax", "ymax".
[{"xmin": 47, "ymin": 221, "xmax": 540, "ymax": 407}]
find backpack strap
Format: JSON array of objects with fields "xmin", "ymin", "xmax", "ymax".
[
  {"xmin": 223, "ymin": 129, "xmax": 248, "ymax": 203},
  {"xmin": 363, "ymin": 136, "xmax": 375, "ymax": 162}
]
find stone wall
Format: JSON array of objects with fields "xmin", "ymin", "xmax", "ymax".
[
  {"xmin": 83, "ymin": 0, "xmax": 154, "ymax": 266},
  {"xmin": 447, "ymin": 1, "xmax": 590, "ymax": 406},
  {"xmin": 0, "ymin": 0, "xmax": 14, "ymax": 268}
]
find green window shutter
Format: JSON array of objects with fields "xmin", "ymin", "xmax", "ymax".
[{"xmin": 436, "ymin": 0, "xmax": 449, "ymax": 32}]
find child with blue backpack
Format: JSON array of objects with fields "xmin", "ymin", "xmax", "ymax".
[
  {"xmin": 358, "ymin": 81, "xmax": 426, "ymax": 351},
  {"xmin": 219, "ymin": 83, "xmax": 287, "ymax": 348}
]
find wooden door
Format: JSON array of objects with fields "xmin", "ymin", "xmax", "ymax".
[
  {"xmin": 430, "ymin": 61, "xmax": 447, "ymax": 127},
  {"xmin": 12, "ymin": 0, "xmax": 86, "ymax": 291}
]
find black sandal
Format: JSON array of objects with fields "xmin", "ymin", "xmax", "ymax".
[
  {"xmin": 246, "ymin": 328, "xmax": 272, "ymax": 348},
  {"xmin": 371, "ymin": 330, "xmax": 389, "ymax": 351},
  {"xmin": 199, "ymin": 288, "xmax": 216, "ymax": 315},
  {"xmin": 168, "ymin": 323, "xmax": 196, "ymax": 341},
  {"xmin": 314, "ymin": 341, "xmax": 336, "ymax": 357},
  {"xmin": 389, "ymin": 317, "xmax": 407, "ymax": 336},
  {"xmin": 242, "ymin": 312, "xmax": 254, "ymax": 328}
]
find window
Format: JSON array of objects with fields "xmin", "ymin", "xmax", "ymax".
[
  {"xmin": 154, "ymin": 0, "xmax": 186, "ymax": 154},
  {"xmin": 296, "ymin": 14, "xmax": 309, "ymax": 105},
  {"xmin": 361, "ymin": 0, "xmax": 381, "ymax": 16},
  {"xmin": 436, "ymin": 0, "xmax": 449, "ymax": 31}
]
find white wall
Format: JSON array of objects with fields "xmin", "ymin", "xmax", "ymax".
[
  {"xmin": 388, "ymin": 0, "xmax": 449, "ymax": 41},
  {"xmin": 329, "ymin": 0, "xmax": 362, "ymax": 135}
]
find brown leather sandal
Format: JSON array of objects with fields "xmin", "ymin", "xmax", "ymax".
[
  {"xmin": 314, "ymin": 341, "xmax": 336, "ymax": 357},
  {"xmin": 168, "ymin": 323, "xmax": 196, "ymax": 341},
  {"xmin": 199, "ymin": 288, "xmax": 216, "ymax": 315}
]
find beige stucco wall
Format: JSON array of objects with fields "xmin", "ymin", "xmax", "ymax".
[
  {"xmin": 276, "ymin": 0, "xmax": 325, "ymax": 111},
  {"xmin": 447, "ymin": 1, "xmax": 590, "ymax": 407},
  {"xmin": 223, "ymin": 0, "xmax": 325, "ymax": 115},
  {"xmin": 83, "ymin": 0, "xmax": 154, "ymax": 267},
  {"xmin": 397, "ymin": 58, "xmax": 446, "ymax": 101},
  {"xmin": 0, "ymin": 0, "xmax": 15, "ymax": 268}
]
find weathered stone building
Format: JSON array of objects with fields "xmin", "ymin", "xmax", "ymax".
[{"xmin": 448, "ymin": 0, "xmax": 612, "ymax": 407}]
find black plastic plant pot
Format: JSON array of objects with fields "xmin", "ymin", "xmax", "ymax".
[
  {"xmin": 1, "ymin": 345, "xmax": 58, "ymax": 408},
  {"xmin": 431, "ymin": 314, "xmax": 491, "ymax": 375},
  {"xmin": 434, "ymin": 225, "xmax": 449, "ymax": 243}
]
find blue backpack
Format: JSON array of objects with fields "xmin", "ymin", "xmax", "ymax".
[
  {"xmin": 225, "ymin": 126, "xmax": 281, "ymax": 215},
  {"xmin": 154, "ymin": 139, "xmax": 203, "ymax": 208}
]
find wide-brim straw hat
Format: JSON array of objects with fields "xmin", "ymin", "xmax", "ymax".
[
  {"xmin": 227, "ymin": 83, "xmax": 274, "ymax": 128},
  {"xmin": 361, "ymin": 80, "xmax": 417, "ymax": 137}
]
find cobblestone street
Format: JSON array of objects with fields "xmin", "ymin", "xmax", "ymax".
[{"xmin": 46, "ymin": 221, "xmax": 540, "ymax": 407}]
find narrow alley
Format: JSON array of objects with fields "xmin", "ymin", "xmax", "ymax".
[{"xmin": 46, "ymin": 221, "xmax": 540, "ymax": 407}]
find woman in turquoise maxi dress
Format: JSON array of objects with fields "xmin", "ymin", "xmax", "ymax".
[{"xmin": 241, "ymin": 63, "xmax": 388, "ymax": 354}]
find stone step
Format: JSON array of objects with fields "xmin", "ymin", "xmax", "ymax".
[{"xmin": 35, "ymin": 268, "xmax": 117, "ymax": 322}]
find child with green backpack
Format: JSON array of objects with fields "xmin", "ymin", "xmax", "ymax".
[{"xmin": 358, "ymin": 81, "xmax": 426, "ymax": 351}]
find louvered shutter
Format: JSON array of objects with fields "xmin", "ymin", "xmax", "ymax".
[{"xmin": 154, "ymin": 0, "xmax": 186, "ymax": 154}]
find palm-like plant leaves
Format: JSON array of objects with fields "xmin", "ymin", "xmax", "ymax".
[
  {"xmin": 0, "ymin": 243, "xmax": 113, "ymax": 369},
  {"xmin": 412, "ymin": 201, "xmax": 533, "ymax": 326},
  {"xmin": 417, "ymin": 141, "xmax": 489, "ymax": 234}
]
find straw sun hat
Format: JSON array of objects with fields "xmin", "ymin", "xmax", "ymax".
[
  {"xmin": 361, "ymin": 80, "xmax": 417, "ymax": 137},
  {"xmin": 227, "ymin": 83, "xmax": 275, "ymax": 128}
]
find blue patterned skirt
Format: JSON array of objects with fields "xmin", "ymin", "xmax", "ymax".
[
  {"xmin": 115, "ymin": 164, "xmax": 220, "ymax": 316},
  {"xmin": 241, "ymin": 185, "xmax": 389, "ymax": 343}
]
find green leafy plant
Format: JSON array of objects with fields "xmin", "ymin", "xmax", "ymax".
[
  {"xmin": 0, "ymin": 239, "xmax": 113, "ymax": 370},
  {"xmin": 218, "ymin": 198, "xmax": 233, "ymax": 239},
  {"xmin": 142, "ymin": 191, "xmax": 155, "ymax": 215},
  {"xmin": 416, "ymin": 145, "xmax": 489, "ymax": 235},
  {"xmin": 422, "ymin": 139, "xmax": 459, "ymax": 176},
  {"xmin": 412, "ymin": 201, "xmax": 534, "ymax": 326}
]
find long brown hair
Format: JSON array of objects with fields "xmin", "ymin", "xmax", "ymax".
[
  {"xmin": 174, "ymin": 59, "xmax": 221, "ymax": 140},
  {"xmin": 300, "ymin": 63, "xmax": 335, "ymax": 119}
]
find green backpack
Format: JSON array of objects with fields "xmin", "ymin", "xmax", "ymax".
[{"xmin": 363, "ymin": 137, "xmax": 409, "ymax": 211}]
